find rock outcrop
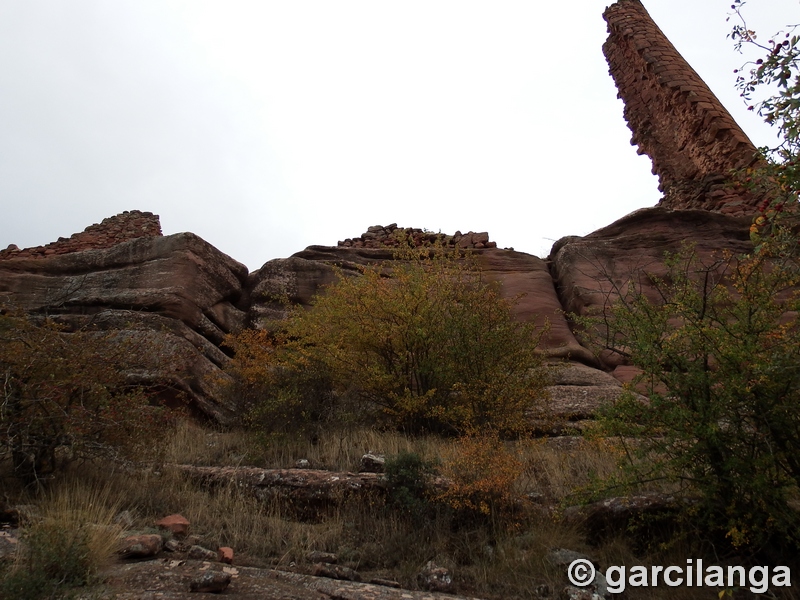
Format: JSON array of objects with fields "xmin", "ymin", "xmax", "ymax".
[
  {"xmin": 549, "ymin": 207, "xmax": 752, "ymax": 370},
  {"xmin": 0, "ymin": 214, "xmax": 248, "ymax": 423}
]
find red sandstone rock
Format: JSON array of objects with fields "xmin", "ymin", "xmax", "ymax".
[
  {"xmin": 603, "ymin": 0, "xmax": 762, "ymax": 214},
  {"xmin": 550, "ymin": 207, "xmax": 752, "ymax": 370},
  {"xmin": 217, "ymin": 547, "xmax": 234, "ymax": 564},
  {"xmin": 0, "ymin": 228, "xmax": 248, "ymax": 424},
  {"xmin": 156, "ymin": 514, "xmax": 190, "ymax": 537}
]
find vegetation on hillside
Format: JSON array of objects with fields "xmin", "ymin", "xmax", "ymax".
[
  {"xmin": 0, "ymin": 310, "xmax": 170, "ymax": 486},
  {"xmin": 223, "ymin": 244, "xmax": 552, "ymax": 437},
  {"xmin": 2, "ymin": 4, "xmax": 800, "ymax": 599}
]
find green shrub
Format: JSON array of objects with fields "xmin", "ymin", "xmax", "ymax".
[
  {"xmin": 384, "ymin": 451, "xmax": 436, "ymax": 516},
  {"xmin": 582, "ymin": 242, "xmax": 800, "ymax": 555}
]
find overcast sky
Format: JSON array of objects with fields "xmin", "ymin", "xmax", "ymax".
[{"xmin": 0, "ymin": 1, "xmax": 796, "ymax": 270}]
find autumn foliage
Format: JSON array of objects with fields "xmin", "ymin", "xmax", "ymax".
[
  {"xmin": 435, "ymin": 434, "xmax": 524, "ymax": 526},
  {"xmin": 224, "ymin": 245, "xmax": 550, "ymax": 436},
  {"xmin": 0, "ymin": 310, "xmax": 170, "ymax": 484}
]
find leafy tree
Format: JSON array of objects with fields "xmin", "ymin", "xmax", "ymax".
[
  {"xmin": 729, "ymin": 0, "xmax": 800, "ymax": 245},
  {"xmin": 220, "ymin": 327, "xmax": 335, "ymax": 436},
  {"xmin": 584, "ymin": 240, "xmax": 800, "ymax": 553},
  {"xmin": 226, "ymin": 245, "xmax": 551, "ymax": 436},
  {"xmin": 0, "ymin": 310, "xmax": 169, "ymax": 484}
]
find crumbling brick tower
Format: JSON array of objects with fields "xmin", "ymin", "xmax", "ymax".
[{"xmin": 603, "ymin": 0, "xmax": 761, "ymax": 215}]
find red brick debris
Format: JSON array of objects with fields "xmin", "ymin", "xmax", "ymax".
[{"xmin": 0, "ymin": 210, "xmax": 162, "ymax": 261}]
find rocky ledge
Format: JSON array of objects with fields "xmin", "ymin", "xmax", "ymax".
[{"xmin": 0, "ymin": 207, "xmax": 754, "ymax": 425}]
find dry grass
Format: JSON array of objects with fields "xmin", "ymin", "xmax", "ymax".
[
  {"xmin": 6, "ymin": 421, "xmax": 789, "ymax": 599},
  {"xmin": 36, "ymin": 481, "xmax": 124, "ymax": 570},
  {"xmin": 161, "ymin": 419, "xmax": 450, "ymax": 472},
  {"xmin": 517, "ymin": 437, "xmax": 621, "ymax": 503},
  {"xmin": 1, "ymin": 480, "xmax": 124, "ymax": 599}
]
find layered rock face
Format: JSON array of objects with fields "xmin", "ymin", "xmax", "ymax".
[
  {"xmin": 0, "ymin": 213, "xmax": 248, "ymax": 423},
  {"xmin": 549, "ymin": 208, "xmax": 753, "ymax": 375},
  {"xmin": 603, "ymin": 0, "xmax": 761, "ymax": 214}
]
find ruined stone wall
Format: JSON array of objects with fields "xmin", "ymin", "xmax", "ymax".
[
  {"xmin": 338, "ymin": 224, "xmax": 498, "ymax": 249},
  {"xmin": 603, "ymin": 0, "xmax": 761, "ymax": 214},
  {"xmin": 0, "ymin": 210, "xmax": 162, "ymax": 260}
]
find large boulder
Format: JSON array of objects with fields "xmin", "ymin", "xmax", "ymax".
[
  {"xmin": 0, "ymin": 227, "xmax": 248, "ymax": 424},
  {"xmin": 551, "ymin": 207, "xmax": 751, "ymax": 319},
  {"xmin": 550, "ymin": 207, "xmax": 752, "ymax": 370}
]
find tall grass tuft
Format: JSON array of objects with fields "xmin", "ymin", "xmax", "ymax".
[{"xmin": 0, "ymin": 481, "xmax": 123, "ymax": 600}]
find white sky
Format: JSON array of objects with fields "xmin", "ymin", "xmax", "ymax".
[{"xmin": 0, "ymin": 1, "xmax": 796, "ymax": 270}]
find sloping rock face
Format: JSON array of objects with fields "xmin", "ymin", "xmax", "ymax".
[
  {"xmin": 551, "ymin": 208, "xmax": 752, "ymax": 318},
  {"xmin": 0, "ymin": 212, "xmax": 248, "ymax": 423},
  {"xmin": 246, "ymin": 241, "xmax": 595, "ymax": 365},
  {"xmin": 550, "ymin": 207, "xmax": 753, "ymax": 370}
]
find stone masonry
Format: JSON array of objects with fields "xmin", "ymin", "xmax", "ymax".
[
  {"xmin": 0, "ymin": 210, "xmax": 162, "ymax": 260},
  {"xmin": 603, "ymin": 0, "xmax": 761, "ymax": 214},
  {"xmin": 338, "ymin": 224, "xmax": 497, "ymax": 249}
]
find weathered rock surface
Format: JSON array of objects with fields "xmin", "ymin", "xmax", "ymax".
[
  {"xmin": 563, "ymin": 493, "xmax": 685, "ymax": 546},
  {"xmin": 545, "ymin": 362, "xmax": 631, "ymax": 424},
  {"xmin": 173, "ymin": 465, "xmax": 456, "ymax": 517},
  {"xmin": 118, "ymin": 534, "xmax": 164, "ymax": 559},
  {"xmin": 175, "ymin": 466, "xmax": 389, "ymax": 511},
  {"xmin": 0, "ymin": 214, "xmax": 248, "ymax": 423},
  {"xmin": 416, "ymin": 561, "xmax": 454, "ymax": 593},
  {"xmin": 0, "ymin": 526, "xmax": 19, "ymax": 561},
  {"xmin": 86, "ymin": 559, "xmax": 486, "ymax": 600},
  {"xmin": 603, "ymin": 0, "xmax": 761, "ymax": 213},
  {"xmin": 359, "ymin": 453, "xmax": 386, "ymax": 474},
  {"xmin": 189, "ymin": 569, "xmax": 232, "ymax": 593},
  {"xmin": 550, "ymin": 207, "xmax": 752, "ymax": 369}
]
